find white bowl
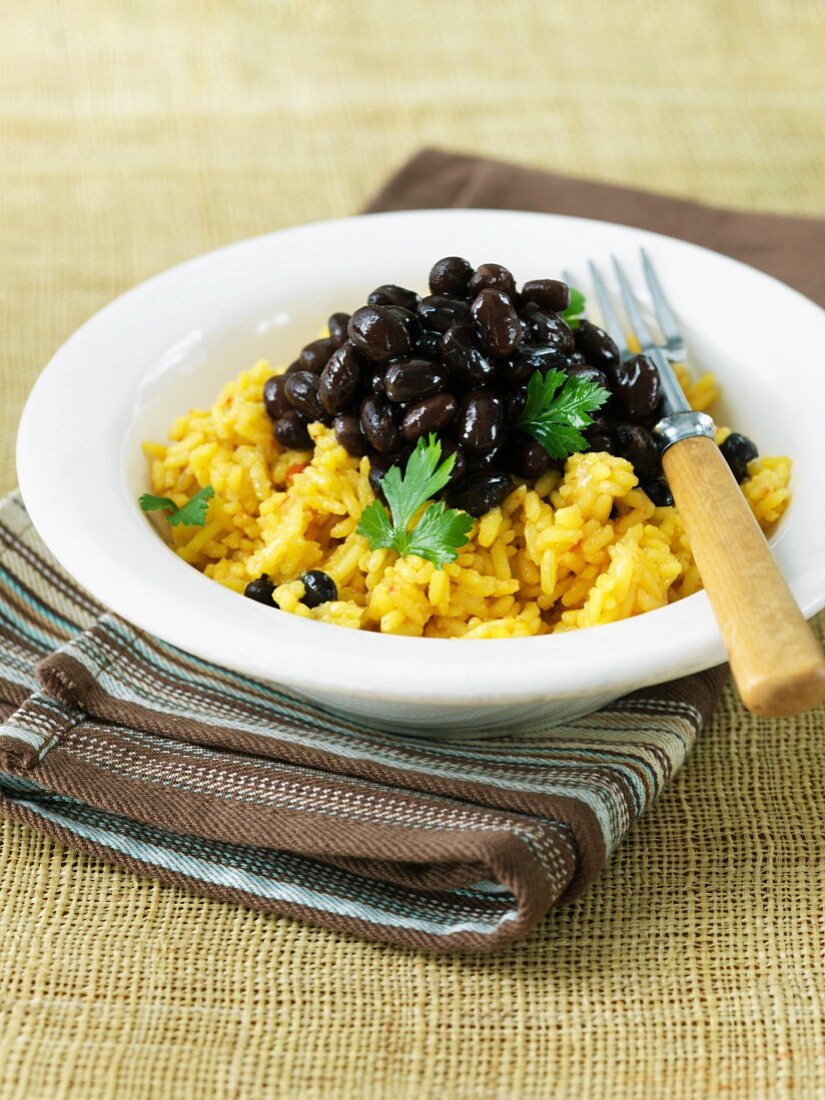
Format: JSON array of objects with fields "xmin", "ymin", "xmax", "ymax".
[{"xmin": 16, "ymin": 210, "xmax": 825, "ymax": 734}]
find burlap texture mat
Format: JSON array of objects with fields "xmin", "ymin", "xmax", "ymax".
[{"xmin": 1, "ymin": 2, "xmax": 823, "ymax": 1095}]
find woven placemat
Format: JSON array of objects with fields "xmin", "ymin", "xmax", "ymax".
[{"xmin": 2, "ymin": 2, "xmax": 824, "ymax": 1095}]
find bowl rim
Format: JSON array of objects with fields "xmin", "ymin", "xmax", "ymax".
[{"xmin": 16, "ymin": 207, "xmax": 825, "ymax": 708}]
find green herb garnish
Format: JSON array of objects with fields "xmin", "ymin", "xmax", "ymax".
[
  {"xmin": 139, "ymin": 485, "xmax": 215, "ymax": 527},
  {"xmin": 357, "ymin": 436, "xmax": 473, "ymax": 568},
  {"xmin": 515, "ymin": 370, "xmax": 610, "ymax": 460},
  {"xmin": 562, "ymin": 287, "xmax": 586, "ymax": 329}
]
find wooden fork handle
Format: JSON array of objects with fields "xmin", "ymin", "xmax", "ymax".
[{"xmin": 662, "ymin": 434, "xmax": 825, "ymax": 716}]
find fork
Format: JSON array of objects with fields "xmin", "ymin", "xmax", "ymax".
[{"xmin": 579, "ymin": 252, "xmax": 825, "ymax": 717}]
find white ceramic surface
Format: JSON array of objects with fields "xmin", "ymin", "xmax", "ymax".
[{"xmin": 16, "ymin": 210, "xmax": 825, "ymax": 734}]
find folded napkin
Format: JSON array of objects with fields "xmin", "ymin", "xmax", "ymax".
[
  {"xmin": 0, "ymin": 493, "xmax": 724, "ymax": 950},
  {"xmin": 2, "ymin": 151, "xmax": 819, "ymax": 952}
]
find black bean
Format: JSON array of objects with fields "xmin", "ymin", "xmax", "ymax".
[
  {"xmin": 585, "ymin": 415, "xmax": 610, "ymax": 439},
  {"xmin": 349, "ymin": 305, "xmax": 412, "ymax": 362},
  {"xmin": 520, "ymin": 279, "xmax": 570, "ymax": 312},
  {"xmin": 585, "ymin": 416, "xmax": 614, "ymax": 454},
  {"xmin": 566, "ymin": 365, "xmax": 611, "ymax": 392},
  {"xmin": 333, "ymin": 413, "xmax": 369, "ymax": 457},
  {"xmin": 495, "ymin": 354, "xmax": 535, "ymax": 387},
  {"xmin": 243, "ymin": 575, "xmax": 278, "ymax": 607},
  {"xmin": 526, "ymin": 310, "xmax": 574, "ymax": 352},
  {"xmin": 299, "ymin": 337, "xmax": 337, "ymax": 374},
  {"xmin": 327, "ymin": 312, "xmax": 351, "ymax": 347},
  {"xmin": 643, "ymin": 476, "xmax": 674, "ymax": 506},
  {"xmin": 440, "ymin": 325, "xmax": 496, "ymax": 387},
  {"xmin": 447, "ymin": 473, "xmax": 513, "ymax": 517},
  {"xmin": 503, "ymin": 386, "xmax": 528, "ymax": 425},
  {"xmin": 454, "ymin": 387, "xmax": 504, "ymax": 452},
  {"xmin": 369, "ymin": 366, "xmax": 389, "ymax": 397},
  {"xmin": 720, "ymin": 432, "xmax": 758, "ymax": 483},
  {"xmin": 565, "ymin": 351, "xmax": 587, "ymax": 369},
  {"xmin": 384, "ymin": 358, "xmax": 449, "ymax": 402},
  {"xmin": 300, "ymin": 570, "xmax": 337, "ymax": 608},
  {"xmin": 417, "ymin": 295, "xmax": 473, "ymax": 333},
  {"xmin": 610, "ymin": 354, "xmax": 662, "ymax": 423},
  {"xmin": 511, "ymin": 344, "xmax": 569, "ymax": 380},
  {"xmin": 263, "ymin": 375, "xmax": 291, "ymax": 420},
  {"xmin": 502, "ymin": 432, "xmax": 552, "ymax": 479},
  {"xmin": 467, "ymin": 443, "xmax": 506, "ymax": 472},
  {"xmin": 471, "ymin": 288, "xmax": 522, "ymax": 357},
  {"xmin": 367, "ymin": 453, "xmax": 403, "ymax": 501},
  {"xmin": 415, "ymin": 329, "xmax": 443, "ymax": 359},
  {"xmin": 586, "ymin": 432, "xmax": 614, "ymax": 454},
  {"xmin": 401, "ymin": 393, "xmax": 458, "ymax": 443},
  {"xmin": 274, "ymin": 410, "xmax": 312, "ymax": 450},
  {"xmin": 359, "ymin": 396, "xmax": 401, "ymax": 454},
  {"xmin": 386, "ymin": 305, "xmax": 421, "ymax": 343},
  {"xmin": 367, "ymin": 457, "xmax": 388, "ymax": 498},
  {"xmin": 612, "ymin": 423, "xmax": 661, "ymax": 482},
  {"xmin": 284, "ymin": 360, "xmax": 304, "ymax": 377},
  {"xmin": 468, "ymin": 263, "xmax": 517, "ymax": 299},
  {"xmin": 367, "ymin": 284, "xmax": 421, "ymax": 312},
  {"xmin": 319, "ymin": 343, "xmax": 363, "ymax": 415},
  {"xmin": 574, "ymin": 319, "xmax": 621, "ymax": 373},
  {"xmin": 285, "ymin": 371, "xmax": 326, "ymax": 421},
  {"xmin": 439, "ymin": 440, "xmax": 467, "ymax": 486},
  {"xmin": 428, "ymin": 256, "xmax": 474, "ymax": 297}
]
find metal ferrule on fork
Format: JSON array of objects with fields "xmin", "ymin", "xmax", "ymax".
[
  {"xmin": 644, "ymin": 345, "xmax": 716, "ymax": 453},
  {"xmin": 654, "ymin": 410, "xmax": 716, "ymax": 453}
]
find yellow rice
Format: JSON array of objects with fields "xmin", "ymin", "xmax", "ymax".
[{"xmin": 145, "ymin": 358, "xmax": 791, "ymax": 638}]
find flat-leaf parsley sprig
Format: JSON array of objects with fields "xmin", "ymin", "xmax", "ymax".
[
  {"xmin": 515, "ymin": 370, "xmax": 610, "ymax": 460},
  {"xmin": 357, "ymin": 436, "xmax": 473, "ymax": 569},
  {"xmin": 561, "ymin": 287, "xmax": 586, "ymax": 329},
  {"xmin": 139, "ymin": 485, "xmax": 215, "ymax": 527}
]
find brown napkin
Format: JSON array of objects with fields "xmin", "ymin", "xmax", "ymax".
[
  {"xmin": 366, "ymin": 148, "xmax": 825, "ymax": 307},
  {"xmin": 1, "ymin": 151, "xmax": 817, "ymax": 953}
]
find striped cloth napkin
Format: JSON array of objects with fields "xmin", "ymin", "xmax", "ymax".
[{"xmin": 0, "ymin": 492, "xmax": 723, "ymax": 951}]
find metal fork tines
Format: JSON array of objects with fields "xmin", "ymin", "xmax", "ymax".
[
  {"xmin": 586, "ymin": 260, "xmax": 629, "ymax": 360},
  {"xmin": 639, "ymin": 248, "xmax": 687, "ymax": 362},
  {"xmin": 585, "ymin": 252, "xmax": 692, "ymax": 418},
  {"xmin": 579, "ymin": 252, "xmax": 687, "ymax": 363}
]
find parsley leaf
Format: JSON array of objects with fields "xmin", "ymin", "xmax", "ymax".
[
  {"xmin": 515, "ymin": 370, "xmax": 610, "ymax": 460},
  {"xmin": 380, "ymin": 434, "xmax": 457, "ymax": 534},
  {"xmin": 562, "ymin": 286, "xmax": 586, "ymax": 330},
  {"xmin": 139, "ymin": 485, "xmax": 215, "ymax": 528},
  {"xmin": 356, "ymin": 500, "xmax": 396, "ymax": 551},
  {"xmin": 356, "ymin": 436, "xmax": 473, "ymax": 568},
  {"xmin": 406, "ymin": 501, "xmax": 474, "ymax": 569},
  {"xmin": 139, "ymin": 493, "xmax": 177, "ymax": 514}
]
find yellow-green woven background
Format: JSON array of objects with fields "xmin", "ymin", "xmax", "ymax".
[{"xmin": 1, "ymin": 2, "xmax": 824, "ymax": 1097}]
